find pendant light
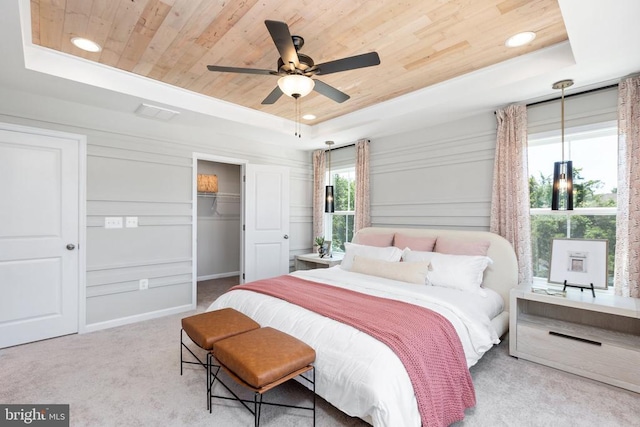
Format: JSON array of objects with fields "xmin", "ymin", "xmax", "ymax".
[
  {"xmin": 551, "ymin": 79, "xmax": 574, "ymax": 211},
  {"xmin": 324, "ymin": 141, "xmax": 335, "ymax": 213}
]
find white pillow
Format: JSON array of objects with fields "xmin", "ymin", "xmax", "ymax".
[
  {"xmin": 426, "ymin": 253, "xmax": 493, "ymax": 296},
  {"xmin": 341, "ymin": 242, "xmax": 403, "ymax": 271},
  {"xmin": 351, "ymin": 255, "xmax": 430, "ymax": 285},
  {"xmin": 401, "ymin": 248, "xmax": 438, "ymax": 263}
]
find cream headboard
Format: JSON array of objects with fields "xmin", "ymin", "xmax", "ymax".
[{"xmin": 353, "ymin": 227, "xmax": 519, "ymax": 312}]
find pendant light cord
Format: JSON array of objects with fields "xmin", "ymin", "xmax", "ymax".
[
  {"xmin": 561, "ymin": 86, "xmax": 565, "ymax": 163},
  {"xmin": 328, "ymin": 144, "xmax": 331, "ymax": 185}
]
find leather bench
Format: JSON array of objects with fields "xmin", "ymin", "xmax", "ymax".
[
  {"xmin": 180, "ymin": 308, "xmax": 260, "ymax": 408},
  {"xmin": 210, "ymin": 327, "xmax": 316, "ymax": 426}
]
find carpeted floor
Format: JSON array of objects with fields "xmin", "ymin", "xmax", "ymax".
[{"xmin": 1, "ymin": 278, "xmax": 638, "ymax": 426}]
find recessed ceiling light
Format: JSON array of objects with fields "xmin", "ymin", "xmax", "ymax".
[
  {"xmin": 505, "ymin": 31, "xmax": 536, "ymax": 48},
  {"xmin": 71, "ymin": 37, "xmax": 102, "ymax": 53},
  {"xmin": 302, "ymin": 114, "xmax": 316, "ymax": 120}
]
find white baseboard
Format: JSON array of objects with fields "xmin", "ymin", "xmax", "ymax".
[
  {"xmin": 197, "ymin": 271, "xmax": 240, "ymax": 281},
  {"xmin": 82, "ymin": 304, "xmax": 194, "ymax": 333}
]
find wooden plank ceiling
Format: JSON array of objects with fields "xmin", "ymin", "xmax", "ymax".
[{"xmin": 30, "ymin": 0, "xmax": 567, "ymax": 125}]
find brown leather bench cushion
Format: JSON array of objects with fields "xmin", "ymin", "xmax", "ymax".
[
  {"xmin": 213, "ymin": 327, "xmax": 316, "ymax": 389},
  {"xmin": 182, "ymin": 308, "xmax": 260, "ymax": 350}
]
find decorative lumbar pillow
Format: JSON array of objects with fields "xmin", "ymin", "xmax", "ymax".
[
  {"xmin": 394, "ymin": 234, "xmax": 437, "ymax": 252},
  {"xmin": 341, "ymin": 242, "xmax": 403, "ymax": 271},
  {"xmin": 434, "ymin": 238, "xmax": 490, "ymax": 256},
  {"xmin": 426, "ymin": 253, "xmax": 493, "ymax": 296},
  {"xmin": 355, "ymin": 233, "xmax": 395, "ymax": 247},
  {"xmin": 401, "ymin": 248, "xmax": 439, "ymax": 263},
  {"xmin": 351, "ymin": 255, "xmax": 430, "ymax": 285}
]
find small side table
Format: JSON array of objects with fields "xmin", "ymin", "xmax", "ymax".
[{"xmin": 295, "ymin": 253, "xmax": 344, "ymax": 270}]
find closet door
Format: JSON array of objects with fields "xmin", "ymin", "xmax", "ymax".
[{"xmin": 244, "ymin": 164, "xmax": 290, "ymax": 283}]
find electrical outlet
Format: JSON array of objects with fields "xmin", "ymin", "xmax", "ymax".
[
  {"xmin": 105, "ymin": 217, "xmax": 123, "ymax": 229},
  {"xmin": 139, "ymin": 278, "xmax": 149, "ymax": 290},
  {"xmin": 125, "ymin": 217, "xmax": 138, "ymax": 228}
]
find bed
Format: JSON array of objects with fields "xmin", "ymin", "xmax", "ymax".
[{"xmin": 208, "ymin": 227, "xmax": 518, "ymax": 426}]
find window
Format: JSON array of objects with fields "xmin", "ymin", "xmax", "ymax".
[
  {"xmin": 325, "ymin": 167, "xmax": 355, "ymax": 253},
  {"xmin": 528, "ymin": 124, "xmax": 617, "ymax": 287}
]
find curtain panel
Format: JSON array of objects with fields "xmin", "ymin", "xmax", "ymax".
[
  {"xmin": 312, "ymin": 149, "xmax": 326, "ymax": 246},
  {"xmin": 355, "ymin": 139, "xmax": 371, "ymax": 232},
  {"xmin": 490, "ymin": 104, "xmax": 533, "ymax": 286},
  {"xmin": 614, "ymin": 75, "xmax": 640, "ymax": 298}
]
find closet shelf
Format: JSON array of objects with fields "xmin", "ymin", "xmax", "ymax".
[{"xmin": 197, "ymin": 192, "xmax": 240, "ymax": 199}]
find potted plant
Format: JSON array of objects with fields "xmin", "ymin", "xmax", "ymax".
[{"xmin": 314, "ymin": 236, "xmax": 326, "ymax": 257}]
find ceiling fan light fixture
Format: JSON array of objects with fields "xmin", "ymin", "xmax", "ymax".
[
  {"xmin": 70, "ymin": 37, "xmax": 102, "ymax": 52},
  {"xmin": 505, "ymin": 31, "xmax": 536, "ymax": 48},
  {"xmin": 278, "ymin": 75, "xmax": 315, "ymax": 98}
]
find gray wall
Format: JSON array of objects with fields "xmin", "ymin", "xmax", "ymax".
[
  {"xmin": 369, "ymin": 112, "xmax": 497, "ymax": 230},
  {"xmin": 0, "ymin": 85, "xmax": 312, "ymax": 329},
  {"xmin": 196, "ymin": 160, "xmax": 241, "ymax": 279}
]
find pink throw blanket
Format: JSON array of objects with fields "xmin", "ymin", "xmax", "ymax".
[{"xmin": 230, "ymin": 275, "xmax": 476, "ymax": 426}]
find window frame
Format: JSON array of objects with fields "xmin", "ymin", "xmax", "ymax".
[
  {"xmin": 528, "ymin": 123, "xmax": 618, "ymax": 290},
  {"xmin": 324, "ymin": 166, "xmax": 356, "ymax": 252}
]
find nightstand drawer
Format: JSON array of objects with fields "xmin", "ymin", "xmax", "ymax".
[{"xmin": 517, "ymin": 323, "xmax": 640, "ymax": 386}]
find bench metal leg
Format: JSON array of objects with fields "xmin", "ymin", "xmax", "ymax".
[{"xmin": 209, "ymin": 366, "xmax": 316, "ymax": 425}]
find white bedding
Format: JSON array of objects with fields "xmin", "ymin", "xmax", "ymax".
[{"xmin": 208, "ymin": 266, "xmax": 503, "ymax": 427}]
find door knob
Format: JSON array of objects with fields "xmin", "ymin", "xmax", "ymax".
[
  {"xmin": 66, "ymin": 244, "xmax": 76, "ymax": 250},
  {"xmin": 283, "ymin": 234, "xmax": 289, "ymax": 239}
]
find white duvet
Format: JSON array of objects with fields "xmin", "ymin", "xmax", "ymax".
[{"xmin": 207, "ymin": 267, "xmax": 503, "ymax": 427}]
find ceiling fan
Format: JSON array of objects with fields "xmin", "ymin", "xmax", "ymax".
[{"xmin": 206, "ymin": 20, "xmax": 381, "ymax": 105}]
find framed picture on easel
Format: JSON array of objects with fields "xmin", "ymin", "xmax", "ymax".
[{"xmin": 548, "ymin": 238, "xmax": 608, "ymax": 292}]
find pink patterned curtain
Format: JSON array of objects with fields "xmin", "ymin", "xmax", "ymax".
[
  {"xmin": 312, "ymin": 149, "xmax": 326, "ymax": 246},
  {"xmin": 355, "ymin": 139, "xmax": 371, "ymax": 232},
  {"xmin": 490, "ymin": 105, "xmax": 532, "ymax": 286},
  {"xmin": 614, "ymin": 75, "xmax": 640, "ymax": 298}
]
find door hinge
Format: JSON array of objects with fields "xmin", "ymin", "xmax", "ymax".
[
  {"xmin": 243, "ymin": 175, "xmax": 246, "ymax": 182},
  {"xmin": 243, "ymin": 224, "xmax": 245, "ymax": 231},
  {"xmin": 242, "ymin": 273, "xmax": 245, "ymax": 280}
]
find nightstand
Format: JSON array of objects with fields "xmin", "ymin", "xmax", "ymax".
[
  {"xmin": 509, "ymin": 284, "xmax": 640, "ymax": 392},
  {"xmin": 294, "ymin": 253, "xmax": 344, "ymax": 270}
]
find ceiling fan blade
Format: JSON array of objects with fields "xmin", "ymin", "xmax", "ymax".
[
  {"xmin": 315, "ymin": 52, "xmax": 381, "ymax": 75},
  {"xmin": 207, "ymin": 65, "xmax": 275, "ymax": 75},
  {"xmin": 261, "ymin": 86, "xmax": 284, "ymax": 105},
  {"xmin": 313, "ymin": 79, "xmax": 350, "ymax": 103},
  {"xmin": 265, "ymin": 20, "xmax": 299, "ymax": 70}
]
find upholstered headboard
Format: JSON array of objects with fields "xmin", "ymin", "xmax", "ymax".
[{"xmin": 352, "ymin": 227, "xmax": 519, "ymax": 312}]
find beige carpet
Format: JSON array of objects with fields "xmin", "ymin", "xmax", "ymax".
[{"xmin": 1, "ymin": 278, "xmax": 637, "ymax": 426}]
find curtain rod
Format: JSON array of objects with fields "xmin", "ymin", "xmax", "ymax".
[
  {"xmin": 324, "ymin": 142, "xmax": 355, "ymax": 152},
  {"xmin": 493, "ymin": 83, "xmax": 618, "ymax": 115},
  {"xmin": 526, "ymin": 83, "xmax": 618, "ymax": 108}
]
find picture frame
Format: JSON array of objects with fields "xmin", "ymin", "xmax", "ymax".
[{"xmin": 548, "ymin": 238, "xmax": 608, "ymax": 289}]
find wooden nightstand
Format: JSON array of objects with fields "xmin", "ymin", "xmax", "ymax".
[
  {"xmin": 510, "ymin": 284, "xmax": 640, "ymax": 392},
  {"xmin": 294, "ymin": 253, "xmax": 344, "ymax": 270}
]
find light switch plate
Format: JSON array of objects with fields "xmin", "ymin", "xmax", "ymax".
[
  {"xmin": 105, "ymin": 217, "xmax": 123, "ymax": 229},
  {"xmin": 125, "ymin": 217, "xmax": 138, "ymax": 228}
]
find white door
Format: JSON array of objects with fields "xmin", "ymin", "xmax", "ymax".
[
  {"xmin": 0, "ymin": 126, "xmax": 80, "ymax": 348},
  {"xmin": 244, "ymin": 164, "xmax": 290, "ymax": 283}
]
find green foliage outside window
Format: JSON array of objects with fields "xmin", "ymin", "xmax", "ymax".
[
  {"xmin": 330, "ymin": 172, "xmax": 355, "ymax": 252},
  {"xmin": 529, "ymin": 167, "xmax": 616, "ymax": 284}
]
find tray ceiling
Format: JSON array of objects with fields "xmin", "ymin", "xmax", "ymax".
[{"xmin": 30, "ymin": 0, "xmax": 567, "ymax": 125}]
